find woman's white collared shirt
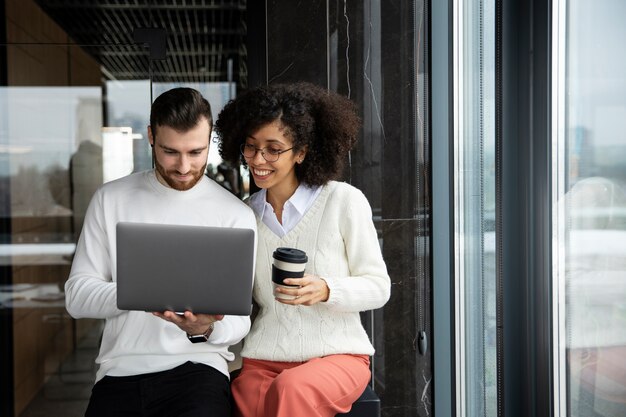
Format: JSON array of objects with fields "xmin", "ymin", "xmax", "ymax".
[{"xmin": 249, "ymin": 183, "xmax": 322, "ymax": 237}]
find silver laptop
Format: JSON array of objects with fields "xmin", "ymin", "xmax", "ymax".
[{"xmin": 116, "ymin": 222, "xmax": 254, "ymax": 315}]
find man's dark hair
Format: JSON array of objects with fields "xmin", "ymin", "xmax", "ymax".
[{"xmin": 150, "ymin": 87, "xmax": 213, "ymax": 139}]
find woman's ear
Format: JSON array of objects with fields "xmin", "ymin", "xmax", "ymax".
[{"xmin": 297, "ymin": 146, "xmax": 308, "ymax": 164}]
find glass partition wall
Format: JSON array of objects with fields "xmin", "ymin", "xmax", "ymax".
[
  {"xmin": 1, "ymin": 2, "xmax": 241, "ymax": 415},
  {"xmin": 0, "ymin": 55, "xmax": 237, "ymax": 417},
  {"xmin": 0, "ymin": 41, "xmax": 148, "ymax": 417}
]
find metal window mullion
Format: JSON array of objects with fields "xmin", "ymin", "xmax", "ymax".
[{"xmin": 453, "ymin": 0, "xmax": 468, "ymax": 415}]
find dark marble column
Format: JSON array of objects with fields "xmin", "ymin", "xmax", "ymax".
[
  {"xmin": 259, "ymin": 1, "xmax": 432, "ymax": 415},
  {"xmin": 266, "ymin": 1, "xmax": 328, "ymax": 84}
]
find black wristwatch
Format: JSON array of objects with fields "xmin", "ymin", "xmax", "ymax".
[{"xmin": 186, "ymin": 322, "xmax": 214, "ymax": 343}]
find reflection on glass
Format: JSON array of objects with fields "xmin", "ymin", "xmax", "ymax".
[
  {"xmin": 1, "ymin": 87, "xmax": 101, "ymax": 230},
  {"xmin": 0, "ymin": 85, "xmax": 104, "ymax": 417},
  {"xmin": 557, "ymin": 1, "xmax": 626, "ymax": 416},
  {"xmin": 102, "ymin": 127, "xmax": 136, "ymax": 183}
]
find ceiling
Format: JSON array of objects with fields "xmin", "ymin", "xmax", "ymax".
[{"xmin": 34, "ymin": 0, "xmax": 248, "ymax": 85}]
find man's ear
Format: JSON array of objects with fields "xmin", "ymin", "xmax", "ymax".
[{"xmin": 148, "ymin": 126, "xmax": 154, "ymax": 147}]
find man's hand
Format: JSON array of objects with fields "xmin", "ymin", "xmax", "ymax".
[{"xmin": 152, "ymin": 311, "xmax": 224, "ymax": 335}]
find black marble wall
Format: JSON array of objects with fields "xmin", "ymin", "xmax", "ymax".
[{"xmin": 255, "ymin": 1, "xmax": 432, "ymax": 416}]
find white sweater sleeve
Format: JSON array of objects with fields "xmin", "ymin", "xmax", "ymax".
[
  {"xmin": 210, "ymin": 315, "xmax": 251, "ymax": 346},
  {"xmin": 323, "ymin": 188, "xmax": 391, "ymax": 312},
  {"xmin": 65, "ymin": 190, "xmax": 124, "ymax": 319}
]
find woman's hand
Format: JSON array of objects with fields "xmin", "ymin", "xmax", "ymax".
[
  {"xmin": 275, "ymin": 273, "xmax": 330, "ymax": 306},
  {"xmin": 153, "ymin": 310, "xmax": 224, "ymax": 335}
]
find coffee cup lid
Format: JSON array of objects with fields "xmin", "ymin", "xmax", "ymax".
[{"xmin": 273, "ymin": 247, "xmax": 307, "ymax": 263}]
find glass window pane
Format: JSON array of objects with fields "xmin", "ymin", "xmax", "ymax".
[{"xmin": 555, "ymin": 1, "xmax": 626, "ymax": 416}]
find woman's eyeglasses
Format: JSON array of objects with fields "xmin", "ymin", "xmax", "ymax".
[{"xmin": 240, "ymin": 143, "xmax": 294, "ymax": 162}]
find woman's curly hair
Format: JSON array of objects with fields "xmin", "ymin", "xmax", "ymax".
[{"xmin": 215, "ymin": 82, "xmax": 360, "ymax": 186}]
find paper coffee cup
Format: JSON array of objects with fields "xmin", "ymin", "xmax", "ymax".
[{"xmin": 272, "ymin": 248, "xmax": 307, "ymax": 300}]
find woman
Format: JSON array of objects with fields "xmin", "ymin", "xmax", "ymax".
[{"xmin": 216, "ymin": 82, "xmax": 391, "ymax": 417}]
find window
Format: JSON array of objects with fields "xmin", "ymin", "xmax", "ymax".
[{"xmin": 554, "ymin": 1, "xmax": 626, "ymax": 416}]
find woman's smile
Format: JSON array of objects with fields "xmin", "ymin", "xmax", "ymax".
[{"xmin": 251, "ymin": 167, "xmax": 273, "ymax": 178}]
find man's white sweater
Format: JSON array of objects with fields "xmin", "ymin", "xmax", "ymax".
[
  {"xmin": 241, "ymin": 181, "xmax": 391, "ymax": 362},
  {"xmin": 65, "ymin": 170, "xmax": 257, "ymax": 381}
]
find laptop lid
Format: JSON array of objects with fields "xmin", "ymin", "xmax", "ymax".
[{"xmin": 116, "ymin": 222, "xmax": 254, "ymax": 315}]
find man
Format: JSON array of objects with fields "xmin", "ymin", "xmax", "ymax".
[{"xmin": 65, "ymin": 87, "xmax": 256, "ymax": 417}]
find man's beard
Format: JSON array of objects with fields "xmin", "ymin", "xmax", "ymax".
[{"xmin": 154, "ymin": 157, "xmax": 206, "ymax": 191}]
